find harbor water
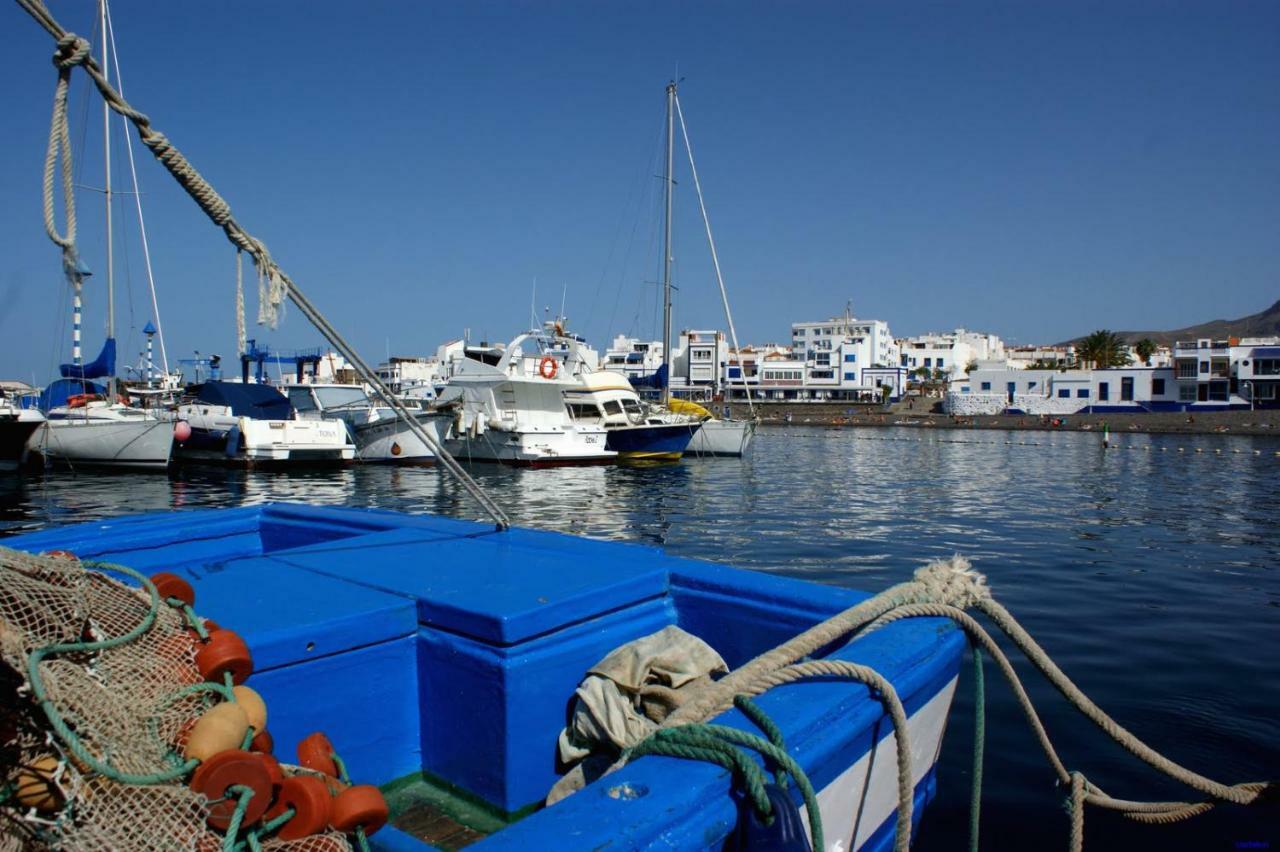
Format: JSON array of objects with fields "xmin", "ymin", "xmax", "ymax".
[{"xmin": 2, "ymin": 426, "xmax": 1276, "ymax": 851}]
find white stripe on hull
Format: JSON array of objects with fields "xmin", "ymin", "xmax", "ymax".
[{"xmin": 804, "ymin": 676, "xmax": 958, "ymax": 852}]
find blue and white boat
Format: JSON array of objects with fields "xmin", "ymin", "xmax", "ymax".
[
  {"xmin": 8, "ymin": 503, "xmax": 964, "ymax": 851},
  {"xmin": 564, "ymin": 370, "xmax": 702, "ymax": 462}
]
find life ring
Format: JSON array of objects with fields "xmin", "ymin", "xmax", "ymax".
[{"xmin": 538, "ymin": 356, "xmax": 558, "ymax": 380}]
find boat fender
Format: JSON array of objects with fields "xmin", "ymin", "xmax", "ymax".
[
  {"xmin": 538, "ymin": 355, "xmax": 559, "ymax": 379},
  {"xmin": 188, "ymin": 748, "xmax": 272, "ymax": 830},
  {"xmin": 195, "ymin": 629, "xmax": 254, "ymax": 684},
  {"xmin": 263, "ymin": 775, "xmax": 332, "ymax": 840},
  {"xmin": 296, "ymin": 731, "xmax": 339, "ymax": 777},
  {"xmin": 329, "ymin": 784, "xmax": 390, "ymax": 836},
  {"xmin": 729, "ymin": 782, "xmax": 812, "ymax": 852}
]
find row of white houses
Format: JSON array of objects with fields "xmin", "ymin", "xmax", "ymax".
[{"xmin": 947, "ymin": 338, "xmax": 1280, "ymax": 414}]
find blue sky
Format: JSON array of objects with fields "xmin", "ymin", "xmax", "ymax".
[{"xmin": 2, "ymin": 1, "xmax": 1277, "ymax": 383}]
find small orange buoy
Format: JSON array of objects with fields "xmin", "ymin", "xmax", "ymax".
[
  {"xmin": 184, "ymin": 702, "xmax": 250, "ymax": 762},
  {"xmin": 15, "ymin": 755, "xmax": 64, "ymax": 812},
  {"xmin": 296, "ymin": 732, "xmax": 338, "ymax": 778},
  {"xmin": 257, "ymin": 752, "xmax": 285, "ymax": 792},
  {"xmin": 265, "ymin": 775, "xmax": 332, "ymax": 840},
  {"xmin": 195, "ymin": 630, "xmax": 254, "ymax": 685},
  {"xmin": 150, "ymin": 572, "xmax": 195, "ymax": 607},
  {"xmin": 249, "ymin": 729, "xmax": 274, "ymax": 755},
  {"xmin": 330, "ymin": 785, "xmax": 389, "ymax": 836},
  {"xmin": 189, "ymin": 749, "xmax": 272, "ymax": 831}
]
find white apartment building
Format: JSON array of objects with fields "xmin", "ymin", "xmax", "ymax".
[
  {"xmin": 602, "ymin": 336, "xmax": 664, "ymax": 383},
  {"xmin": 1173, "ymin": 337, "xmax": 1280, "ymax": 406},
  {"xmin": 899, "ymin": 329, "xmax": 1006, "ymax": 376},
  {"xmin": 669, "ymin": 330, "xmax": 729, "ymax": 397}
]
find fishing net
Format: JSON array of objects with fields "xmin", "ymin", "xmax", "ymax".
[{"xmin": 0, "ymin": 548, "xmax": 362, "ymax": 851}]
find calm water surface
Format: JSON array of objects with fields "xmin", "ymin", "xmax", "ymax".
[{"xmin": 3, "ymin": 426, "xmax": 1277, "ymax": 851}]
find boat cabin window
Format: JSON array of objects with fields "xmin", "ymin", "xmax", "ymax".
[
  {"xmin": 313, "ymin": 386, "xmax": 371, "ymax": 411},
  {"xmin": 602, "ymin": 400, "xmax": 624, "ymax": 416},
  {"xmin": 621, "ymin": 399, "xmax": 644, "ymax": 416},
  {"xmin": 565, "ymin": 403, "xmax": 600, "ymax": 421},
  {"xmin": 286, "ymin": 387, "xmax": 317, "ymax": 412}
]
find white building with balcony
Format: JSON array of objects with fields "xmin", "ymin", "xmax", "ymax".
[
  {"xmin": 602, "ymin": 336, "xmax": 664, "ymax": 383},
  {"xmin": 899, "ymin": 329, "xmax": 1007, "ymax": 376}
]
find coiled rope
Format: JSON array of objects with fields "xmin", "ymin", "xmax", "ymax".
[
  {"xmin": 15, "ymin": 0, "xmax": 512, "ymax": 531},
  {"xmin": 650, "ymin": 557, "xmax": 1272, "ymax": 850}
]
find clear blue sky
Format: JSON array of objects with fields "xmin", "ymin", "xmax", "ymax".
[{"xmin": 2, "ymin": 1, "xmax": 1277, "ymax": 383}]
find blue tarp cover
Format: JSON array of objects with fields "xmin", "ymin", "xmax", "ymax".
[
  {"xmin": 34, "ymin": 378, "xmax": 107, "ymax": 411},
  {"xmin": 59, "ymin": 338, "xmax": 116, "ymax": 380},
  {"xmin": 628, "ymin": 363, "xmax": 668, "ymax": 390},
  {"xmin": 191, "ymin": 382, "xmax": 293, "ymax": 420},
  {"xmin": 1250, "ymin": 347, "xmax": 1280, "ymax": 358}
]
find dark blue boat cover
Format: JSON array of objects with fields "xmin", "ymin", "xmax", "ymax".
[
  {"xmin": 59, "ymin": 338, "xmax": 116, "ymax": 380},
  {"xmin": 628, "ymin": 363, "xmax": 668, "ymax": 390},
  {"xmin": 33, "ymin": 378, "xmax": 108, "ymax": 411},
  {"xmin": 192, "ymin": 382, "xmax": 293, "ymax": 419}
]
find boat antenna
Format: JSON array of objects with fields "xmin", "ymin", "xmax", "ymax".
[
  {"xmin": 674, "ymin": 92, "xmax": 754, "ymax": 416},
  {"xmin": 15, "ymin": 0, "xmax": 512, "ymax": 530}
]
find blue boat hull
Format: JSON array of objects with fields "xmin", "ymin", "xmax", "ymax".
[
  {"xmin": 604, "ymin": 422, "xmax": 698, "ymax": 460},
  {"xmin": 7, "ymin": 504, "xmax": 963, "ymax": 851}
]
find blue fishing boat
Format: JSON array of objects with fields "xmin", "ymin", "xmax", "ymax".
[{"xmin": 8, "ymin": 503, "xmax": 965, "ymax": 851}]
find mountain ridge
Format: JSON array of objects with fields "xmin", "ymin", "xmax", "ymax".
[{"xmin": 1057, "ymin": 298, "xmax": 1280, "ymax": 347}]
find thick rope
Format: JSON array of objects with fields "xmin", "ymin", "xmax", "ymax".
[
  {"xmin": 665, "ymin": 556, "xmax": 988, "ymax": 727},
  {"xmin": 235, "ymin": 249, "xmax": 246, "ymax": 357},
  {"xmin": 15, "ymin": 0, "xmax": 512, "ymax": 531}
]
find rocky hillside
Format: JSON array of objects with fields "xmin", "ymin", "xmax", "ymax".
[{"xmin": 1061, "ymin": 298, "xmax": 1280, "ymax": 346}]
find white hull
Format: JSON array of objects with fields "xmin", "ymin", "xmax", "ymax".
[
  {"xmin": 444, "ymin": 426, "xmax": 613, "ymax": 467},
  {"xmin": 353, "ymin": 414, "xmax": 450, "ymax": 464},
  {"xmin": 33, "ymin": 418, "xmax": 173, "ymax": 469},
  {"xmin": 685, "ymin": 417, "xmax": 755, "ymax": 456}
]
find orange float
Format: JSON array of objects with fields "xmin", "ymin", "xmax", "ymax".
[
  {"xmin": 189, "ymin": 749, "xmax": 272, "ymax": 830},
  {"xmin": 150, "ymin": 572, "xmax": 195, "ymax": 607},
  {"xmin": 295, "ymin": 732, "xmax": 338, "ymax": 777},
  {"xmin": 258, "ymin": 752, "xmax": 285, "ymax": 791},
  {"xmin": 195, "ymin": 630, "xmax": 254, "ymax": 685},
  {"xmin": 264, "ymin": 775, "xmax": 331, "ymax": 840},
  {"xmin": 329, "ymin": 785, "xmax": 389, "ymax": 836},
  {"xmin": 538, "ymin": 355, "xmax": 558, "ymax": 379}
]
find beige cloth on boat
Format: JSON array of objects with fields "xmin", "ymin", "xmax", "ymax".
[{"xmin": 548, "ymin": 625, "xmax": 728, "ymax": 804}]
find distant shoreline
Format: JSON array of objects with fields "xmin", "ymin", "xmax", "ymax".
[{"xmin": 729, "ymin": 404, "xmax": 1280, "ymax": 437}]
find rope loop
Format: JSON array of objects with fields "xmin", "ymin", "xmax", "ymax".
[{"xmin": 53, "ymin": 33, "xmax": 90, "ymax": 69}]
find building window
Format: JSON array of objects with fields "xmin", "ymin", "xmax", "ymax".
[
  {"xmin": 727, "ymin": 367, "xmax": 742, "ymax": 379},
  {"xmin": 843, "ymin": 372, "xmax": 856, "ymax": 381},
  {"xmin": 1058, "ymin": 389, "xmax": 1070, "ymax": 398},
  {"xmin": 924, "ymin": 358, "xmax": 932, "ymax": 368},
  {"xmin": 844, "ymin": 353, "xmax": 857, "ymax": 363},
  {"xmin": 1152, "ymin": 378, "xmax": 1165, "ymax": 395},
  {"xmin": 1199, "ymin": 361, "xmax": 1209, "ymax": 373},
  {"xmin": 1077, "ymin": 389, "xmax": 1090, "ymax": 398},
  {"xmin": 980, "ymin": 381, "xmax": 991, "ymax": 391},
  {"xmin": 1179, "ymin": 385, "xmax": 1196, "ymax": 402},
  {"xmin": 1256, "ymin": 359, "xmax": 1280, "ymax": 376},
  {"xmin": 1028, "ymin": 381, "xmax": 1037, "ymax": 390},
  {"xmin": 1121, "ymin": 377, "xmax": 1134, "ymax": 401},
  {"xmin": 1098, "ymin": 382, "xmax": 1109, "ymax": 401},
  {"xmin": 937, "ymin": 358, "xmax": 944, "ymax": 368}
]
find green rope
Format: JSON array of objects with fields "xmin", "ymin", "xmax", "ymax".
[
  {"xmin": 969, "ymin": 646, "xmax": 985, "ymax": 852},
  {"xmin": 221, "ymin": 784, "xmax": 256, "ymax": 852},
  {"xmin": 355, "ymin": 827, "xmax": 371, "ymax": 852},
  {"xmin": 331, "ymin": 752, "xmax": 352, "ymax": 785},
  {"xmin": 626, "ymin": 709, "xmax": 824, "ymax": 852},
  {"xmin": 24, "ymin": 560, "xmax": 200, "ymax": 784},
  {"xmin": 180, "ymin": 602, "xmax": 210, "ymax": 640}
]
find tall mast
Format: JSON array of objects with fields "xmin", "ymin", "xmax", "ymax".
[
  {"xmin": 661, "ymin": 81, "xmax": 676, "ymax": 405},
  {"xmin": 100, "ymin": 0, "xmax": 115, "ymax": 398}
]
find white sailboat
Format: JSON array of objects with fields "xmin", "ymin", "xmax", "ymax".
[
  {"xmin": 651, "ymin": 81, "xmax": 757, "ymax": 457},
  {"xmin": 30, "ymin": 0, "xmax": 176, "ymax": 470}
]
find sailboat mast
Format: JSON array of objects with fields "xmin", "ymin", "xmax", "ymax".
[
  {"xmin": 661, "ymin": 81, "xmax": 676, "ymax": 405},
  {"xmin": 101, "ymin": 0, "xmax": 113, "ymax": 342}
]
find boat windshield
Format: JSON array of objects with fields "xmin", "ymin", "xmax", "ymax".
[
  {"xmin": 565, "ymin": 403, "xmax": 600, "ymax": 421},
  {"xmin": 621, "ymin": 399, "xmax": 644, "ymax": 416},
  {"xmin": 313, "ymin": 386, "xmax": 371, "ymax": 411},
  {"xmin": 286, "ymin": 387, "xmax": 317, "ymax": 412},
  {"xmin": 602, "ymin": 400, "xmax": 624, "ymax": 416}
]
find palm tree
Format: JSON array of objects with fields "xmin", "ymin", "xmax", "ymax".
[
  {"xmin": 1134, "ymin": 338, "xmax": 1157, "ymax": 365},
  {"xmin": 1076, "ymin": 330, "xmax": 1132, "ymax": 369}
]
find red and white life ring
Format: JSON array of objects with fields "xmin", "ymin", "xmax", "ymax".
[{"xmin": 538, "ymin": 356, "xmax": 558, "ymax": 380}]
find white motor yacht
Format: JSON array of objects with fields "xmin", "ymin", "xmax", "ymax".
[
  {"xmin": 434, "ymin": 332, "xmax": 614, "ymax": 467},
  {"xmin": 284, "ymin": 383, "xmax": 451, "ymax": 465},
  {"xmin": 176, "ymin": 381, "xmax": 354, "ymax": 467}
]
